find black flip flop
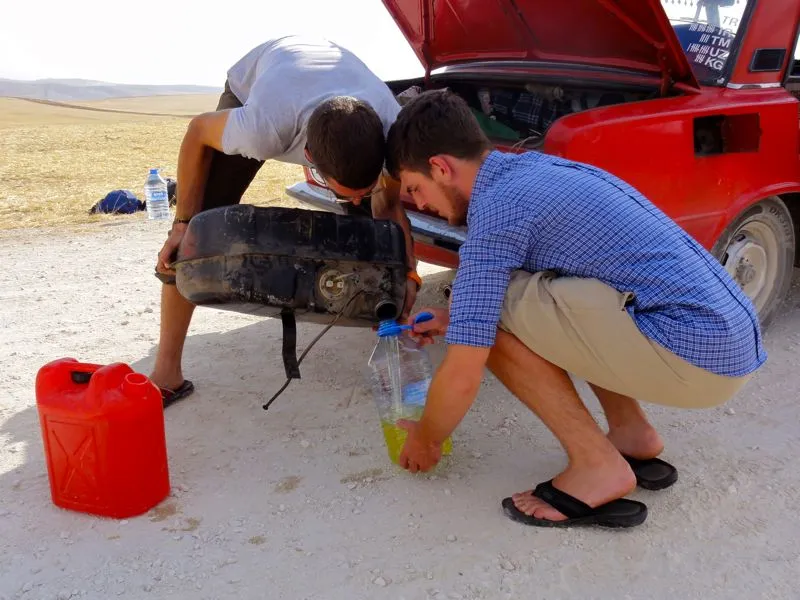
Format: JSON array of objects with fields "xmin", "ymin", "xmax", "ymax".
[
  {"xmin": 501, "ymin": 480, "xmax": 647, "ymax": 529},
  {"xmin": 160, "ymin": 380, "xmax": 195, "ymax": 409},
  {"xmin": 623, "ymin": 455, "xmax": 678, "ymax": 491}
]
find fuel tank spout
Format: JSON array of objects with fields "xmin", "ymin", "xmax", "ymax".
[{"xmin": 374, "ymin": 300, "xmax": 399, "ymax": 321}]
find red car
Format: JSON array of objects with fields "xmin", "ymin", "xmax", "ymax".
[{"xmin": 287, "ymin": 0, "xmax": 800, "ymax": 327}]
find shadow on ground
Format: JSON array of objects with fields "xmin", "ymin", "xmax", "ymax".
[
  {"xmin": 5, "ymin": 267, "xmax": 799, "ymax": 499},
  {"xmin": 3, "ymin": 264, "xmax": 797, "ymax": 480},
  {"xmin": 0, "ymin": 268, "xmax": 458, "ymax": 511}
]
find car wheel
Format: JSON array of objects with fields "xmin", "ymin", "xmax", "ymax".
[{"xmin": 711, "ymin": 196, "xmax": 795, "ymax": 330}]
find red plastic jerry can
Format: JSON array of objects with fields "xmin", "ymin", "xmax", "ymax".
[{"xmin": 35, "ymin": 358, "xmax": 170, "ymax": 518}]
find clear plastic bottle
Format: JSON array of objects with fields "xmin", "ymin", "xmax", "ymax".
[
  {"xmin": 144, "ymin": 168, "xmax": 171, "ymax": 221},
  {"xmin": 367, "ymin": 312, "xmax": 453, "ymax": 465}
]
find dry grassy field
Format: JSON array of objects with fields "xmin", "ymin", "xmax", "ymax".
[{"xmin": 0, "ymin": 95, "xmax": 305, "ymax": 230}]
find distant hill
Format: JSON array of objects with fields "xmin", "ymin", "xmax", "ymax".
[{"xmin": 0, "ymin": 78, "xmax": 223, "ymax": 101}]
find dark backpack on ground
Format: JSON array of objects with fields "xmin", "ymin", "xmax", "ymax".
[{"xmin": 89, "ymin": 190, "xmax": 145, "ymax": 215}]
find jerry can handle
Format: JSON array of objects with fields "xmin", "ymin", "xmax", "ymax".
[
  {"xmin": 66, "ymin": 362, "xmax": 104, "ymax": 385},
  {"xmin": 70, "ymin": 371, "xmax": 94, "ymax": 384}
]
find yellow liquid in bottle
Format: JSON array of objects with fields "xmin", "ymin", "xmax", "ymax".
[{"xmin": 381, "ymin": 420, "xmax": 452, "ymax": 466}]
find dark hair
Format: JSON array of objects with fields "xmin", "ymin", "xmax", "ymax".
[
  {"xmin": 386, "ymin": 89, "xmax": 491, "ymax": 179},
  {"xmin": 306, "ymin": 96, "xmax": 386, "ymax": 189}
]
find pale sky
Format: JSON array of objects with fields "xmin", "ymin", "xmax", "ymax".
[
  {"xmin": 2, "ymin": 1, "xmax": 777, "ymax": 86},
  {"xmin": 0, "ymin": 0, "xmax": 424, "ymax": 85}
]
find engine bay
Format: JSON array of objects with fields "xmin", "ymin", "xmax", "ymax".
[{"xmin": 395, "ymin": 80, "xmax": 657, "ymax": 148}]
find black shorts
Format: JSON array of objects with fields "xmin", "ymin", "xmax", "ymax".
[{"xmin": 200, "ymin": 80, "xmax": 265, "ymax": 211}]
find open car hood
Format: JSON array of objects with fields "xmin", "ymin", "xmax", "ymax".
[{"xmin": 382, "ymin": 0, "xmax": 700, "ymax": 90}]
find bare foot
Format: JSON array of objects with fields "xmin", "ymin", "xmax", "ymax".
[
  {"xmin": 607, "ymin": 423, "xmax": 664, "ymax": 460},
  {"xmin": 148, "ymin": 370, "xmax": 185, "ymax": 392},
  {"xmin": 511, "ymin": 453, "xmax": 636, "ymax": 522}
]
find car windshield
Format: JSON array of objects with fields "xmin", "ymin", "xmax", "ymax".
[{"xmin": 661, "ymin": 0, "xmax": 751, "ymax": 85}]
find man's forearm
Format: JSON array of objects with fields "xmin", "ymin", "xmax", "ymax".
[
  {"xmin": 174, "ymin": 111, "xmax": 230, "ymax": 220},
  {"xmin": 174, "ymin": 121, "xmax": 214, "ymax": 219},
  {"xmin": 392, "ymin": 202, "xmax": 417, "ymax": 271},
  {"xmin": 418, "ymin": 349, "xmax": 486, "ymax": 444},
  {"xmin": 372, "ymin": 179, "xmax": 417, "ymax": 271}
]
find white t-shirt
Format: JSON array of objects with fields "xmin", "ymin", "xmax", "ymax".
[{"xmin": 222, "ymin": 35, "xmax": 401, "ymax": 165}]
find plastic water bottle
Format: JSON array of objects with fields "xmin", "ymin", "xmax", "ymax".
[
  {"xmin": 144, "ymin": 168, "xmax": 171, "ymax": 221},
  {"xmin": 366, "ymin": 312, "xmax": 453, "ymax": 465}
]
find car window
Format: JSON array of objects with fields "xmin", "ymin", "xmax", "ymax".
[
  {"xmin": 786, "ymin": 33, "xmax": 800, "ymax": 95},
  {"xmin": 661, "ymin": 0, "xmax": 750, "ymax": 85},
  {"xmin": 793, "ymin": 31, "xmax": 800, "ymax": 78}
]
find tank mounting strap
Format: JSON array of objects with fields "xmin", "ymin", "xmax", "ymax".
[
  {"xmin": 263, "ymin": 290, "xmax": 366, "ymax": 412},
  {"xmin": 280, "ymin": 308, "xmax": 301, "ymax": 380}
]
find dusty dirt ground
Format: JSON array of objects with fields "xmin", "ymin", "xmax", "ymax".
[{"xmin": 1, "ymin": 217, "xmax": 799, "ymax": 600}]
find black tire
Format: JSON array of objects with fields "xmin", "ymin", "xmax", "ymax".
[{"xmin": 711, "ymin": 196, "xmax": 795, "ymax": 330}]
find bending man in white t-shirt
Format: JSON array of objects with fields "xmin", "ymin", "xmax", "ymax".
[{"xmin": 151, "ymin": 36, "xmax": 419, "ymax": 408}]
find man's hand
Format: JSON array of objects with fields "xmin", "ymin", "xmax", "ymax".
[
  {"xmin": 156, "ymin": 223, "xmax": 189, "ymax": 276},
  {"xmin": 397, "ymin": 419, "xmax": 442, "ymax": 473},
  {"xmin": 410, "ymin": 307, "xmax": 449, "ymax": 345}
]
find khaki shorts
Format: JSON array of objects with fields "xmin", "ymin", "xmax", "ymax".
[{"xmin": 498, "ymin": 271, "xmax": 751, "ymax": 409}]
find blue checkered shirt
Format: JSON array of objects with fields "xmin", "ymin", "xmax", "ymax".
[{"xmin": 445, "ymin": 151, "xmax": 767, "ymax": 377}]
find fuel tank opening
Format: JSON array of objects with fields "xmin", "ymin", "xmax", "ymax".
[{"xmin": 375, "ymin": 300, "xmax": 399, "ymax": 321}]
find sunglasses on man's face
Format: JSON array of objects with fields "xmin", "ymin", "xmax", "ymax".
[
  {"xmin": 320, "ymin": 178, "xmax": 384, "ymax": 204},
  {"xmin": 305, "ymin": 149, "xmax": 382, "ymax": 203},
  {"xmin": 329, "ymin": 187, "xmax": 384, "ymax": 204}
]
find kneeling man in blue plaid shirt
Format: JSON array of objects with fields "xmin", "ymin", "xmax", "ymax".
[{"xmin": 386, "ymin": 89, "xmax": 766, "ymax": 529}]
